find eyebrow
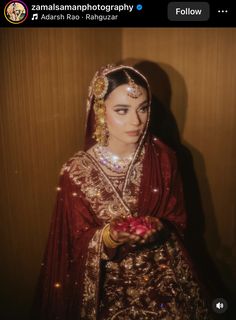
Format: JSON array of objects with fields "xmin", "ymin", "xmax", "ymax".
[{"xmin": 112, "ymin": 100, "xmax": 149, "ymax": 108}]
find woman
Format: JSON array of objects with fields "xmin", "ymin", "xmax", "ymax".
[{"xmin": 34, "ymin": 64, "xmax": 211, "ymax": 319}]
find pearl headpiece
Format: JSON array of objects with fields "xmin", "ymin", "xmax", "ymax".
[
  {"xmin": 124, "ymin": 70, "xmax": 143, "ymax": 99},
  {"xmin": 92, "ymin": 76, "xmax": 109, "ymax": 99}
]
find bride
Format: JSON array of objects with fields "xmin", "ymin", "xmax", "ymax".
[{"xmin": 33, "ymin": 64, "xmax": 211, "ymax": 319}]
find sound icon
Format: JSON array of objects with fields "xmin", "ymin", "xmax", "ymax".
[
  {"xmin": 212, "ymin": 298, "xmax": 228, "ymax": 314},
  {"xmin": 216, "ymin": 302, "xmax": 224, "ymax": 309}
]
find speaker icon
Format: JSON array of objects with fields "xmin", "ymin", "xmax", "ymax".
[
  {"xmin": 212, "ymin": 298, "xmax": 228, "ymax": 314},
  {"xmin": 216, "ymin": 302, "xmax": 224, "ymax": 309}
]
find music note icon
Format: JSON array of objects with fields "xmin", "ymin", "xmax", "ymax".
[{"xmin": 31, "ymin": 13, "xmax": 38, "ymax": 20}]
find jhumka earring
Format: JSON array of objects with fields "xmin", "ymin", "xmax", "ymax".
[
  {"xmin": 124, "ymin": 71, "xmax": 143, "ymax": 99},
  {"xmin": 92, "ymin": 74, "xmax": 109, "ymax": 146}
]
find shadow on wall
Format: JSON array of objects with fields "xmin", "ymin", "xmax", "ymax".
[{"xmin": 121, "ymin": 58, "xmax": 235, "ymax": 317}]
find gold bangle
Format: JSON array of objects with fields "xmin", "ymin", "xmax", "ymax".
[
  {"xmin": 103, "ymin": 225, "xmax": 118, "ymax": 248},
  {"xmin": 102, "ymin": 224, "xmax": 120, "ymax": 248}
]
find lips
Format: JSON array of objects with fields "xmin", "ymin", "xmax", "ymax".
[{"xmin": 126, "ymin": 130, "xmax": 140, "ymax": 136}]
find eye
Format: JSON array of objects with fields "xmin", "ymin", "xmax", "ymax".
[
  {"xmin": 115, "ymin": 108, "xmax": 129, "ymax": 115},
  {"xmin": 138, "ymin": 105, "xmax": 148, "ymax": 113}
]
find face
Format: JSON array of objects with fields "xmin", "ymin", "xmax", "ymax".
[{"xmin": 105, "ymin": 84, "xmax": 149, "ymax": 148}]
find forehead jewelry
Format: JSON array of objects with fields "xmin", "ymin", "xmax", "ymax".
[{"xmin": 124, "ymin": 71, "xmax": 143, "ymax": 99}]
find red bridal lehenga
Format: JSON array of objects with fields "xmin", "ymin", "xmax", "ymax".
[{"xmin": 33, "ymin": 65, "xmax": 212, "ymax": 320}]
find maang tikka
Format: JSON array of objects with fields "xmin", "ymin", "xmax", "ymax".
[
  {"xmin": 124, "ymin": 71, "xmax": 143, "ymax": 99},
  {"xmin": 92, "ymin": 73, "xmax": 109, "ymax": 146}
]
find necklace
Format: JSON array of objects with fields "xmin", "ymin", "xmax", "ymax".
[{"xmin": 93, "ymin": 145, "xmax": 135, "ymax": 174}]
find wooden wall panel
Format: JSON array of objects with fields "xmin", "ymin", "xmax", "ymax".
[
  {"xmin": 122, "ymin": 28, "xmax": 236, "ymax": 298},
  {"xmin": 0, "ymin": 28, "xmax": 122, "ymax": 319}
]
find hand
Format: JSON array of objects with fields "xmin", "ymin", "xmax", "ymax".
[
  {"xmin": 137, "ymin": 216, "xmax": 163, "ymax": 244},
  {"xmin": 109, "ymin": 218, "xmax": 137, "ymax": 245},
  {"xmin": 109, "ymin": 216, "xmax": 163, "ymax": 246}
]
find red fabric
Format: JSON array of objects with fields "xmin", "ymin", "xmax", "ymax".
[
  {"xmin": 32, "ymin": 170, "xmax": 103, "ymax": 320},
  {"xmin": 84, "ymin": 96, "xmax": 96, "ymax": 151},
  {"xmin": 32, "ymin": 135, "xmax": 187, "ymax": 320},
  {"xmin": 138, "ymin": 133, "xmax": 186, "ymax": 235}
]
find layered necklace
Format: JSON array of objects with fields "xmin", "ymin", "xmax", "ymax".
[{"xmin": 93, "ymin": 145, "xmax": 135, "ymax": 174}]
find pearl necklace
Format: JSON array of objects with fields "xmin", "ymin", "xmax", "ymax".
[{"xmin": 94, "ymin": 145, "xmax": 135, "ymax": 174}]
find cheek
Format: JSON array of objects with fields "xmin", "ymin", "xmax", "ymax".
[
  {"xmin": 106, "ymin": 112, "xmax": 126, "ymax": 130},
  {"xmin": 142, "ymin": 112, "xmax": 148, "ymax": 125}
]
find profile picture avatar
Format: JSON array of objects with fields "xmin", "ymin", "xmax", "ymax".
[{"xmin": 4, "ymin": 1, "xmax": 28, "ymax": 24}]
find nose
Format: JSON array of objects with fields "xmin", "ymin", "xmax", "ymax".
[{"xmin": 130, "ymin": 110, "xmax": 141, "ymax": 126}]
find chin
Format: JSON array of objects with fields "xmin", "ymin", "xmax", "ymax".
[
  {"xmin": 110, "ymin": 134, "xmax": 140, "ymax": 146},
  {"xmin": 125, "ymin": 136, "xmax": 140, "ymax": 144}
]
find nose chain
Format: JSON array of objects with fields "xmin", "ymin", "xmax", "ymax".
[{"xmin": 93, "ymin": 145, "xmax": 135, "ymax": 174}]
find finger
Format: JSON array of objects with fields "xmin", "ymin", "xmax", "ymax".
[
  {"xmin": 129, "ymin": 234, "xmax": 137, "ymax": 240},
  {"xmin": 146, "ymin": 230, "xmax": 153, "ymax": 237},
  {"xmin": 143, "ymin": 234, "xmax": 149, "ymax": 241},
  {"xmin": 129, "ymin": 237, "xmax": 141, "ymax": 245},
  {"xmin": 150, "ymin": 229, "xmax": 157, "ymax": 235},
  {"xmin": 129, "ymin": 239, "xmax": 137, "ymax": 245},
  {"xmin": 143, "ymin": 230, "xmax": 153, "ymax": 240},
  {"xmin": 116, "ymin": 234, "xmax": 134, "ymax": 242},
  {"xmin": 110, "ymin": 233, "xmax": 120, "ymax": 243},
  {"xmin": 109, "ymin": 229, "xmax": 118, "ymax": 239},
  {"xmin": 111, "ymin": 230, "xmax": 129, "ymax": 243},
  {"xmin": 134, "ymin": 235, "xmax": 142, "ymax": 242},
  {"xmin": 118, "ymin": 232, "xmax": 131, "ymax": 237},
  {"xmin": 148, "ymin": 229, "xmax": 157, "ymax": 236}
]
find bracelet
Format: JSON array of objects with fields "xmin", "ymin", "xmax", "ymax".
[{"xmin": 102, "ymin": 224, "xmax": 120, "ymax": 248}]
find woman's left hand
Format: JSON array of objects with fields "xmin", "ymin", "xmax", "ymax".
[{"xmin": 128, "ymin": 216, "xmax": 163, "ymax": 246}]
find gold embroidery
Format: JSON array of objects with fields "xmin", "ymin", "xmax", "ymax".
[
  {"xmin": 64, "ymin": 149, "xmax": 144, "ymax": 222},
  {"xmin": 122, "ymin": 150, "xmax": 144, "ymax": 213},
  {"xmin": 111, "ymin": 307, "xmax": 159, "ymax": 319},
  {"xmin": 66, "ymin": 152, "xmax": 124, "ymax": 221},
  {"xmin": 62, "ymin": 149, "xmax": 144, "ymax": 319},
  {"xmin": 98, "ymin": 233, "xmax": 210, "ymax": 320},
  {"xmin": 106, "ymin": 175, "xmax": 125, "ymax": 193},
  {"xmin": 61, "ymin": 150, "xmax": 209, "ymax": 320},
  {"xmin": 82, "ymin": 227, "xmax": 104, "ymax": 320}
]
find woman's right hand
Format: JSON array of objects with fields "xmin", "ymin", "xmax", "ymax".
[
  {"xmin": 109, "ymin": 216, "xmax": 162, "ymax": 246},
  {"xmin": 109, "ymin": 218, "xmax": 151, "ymax": 246},
  {"xmin": 109, "ymin": 218, "xmax": 140, "ymax": 245}
]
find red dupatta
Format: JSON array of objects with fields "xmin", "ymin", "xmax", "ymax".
[{"xmin": 138, "ymin": 133, "xmax": 186, "ymax": 235}]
